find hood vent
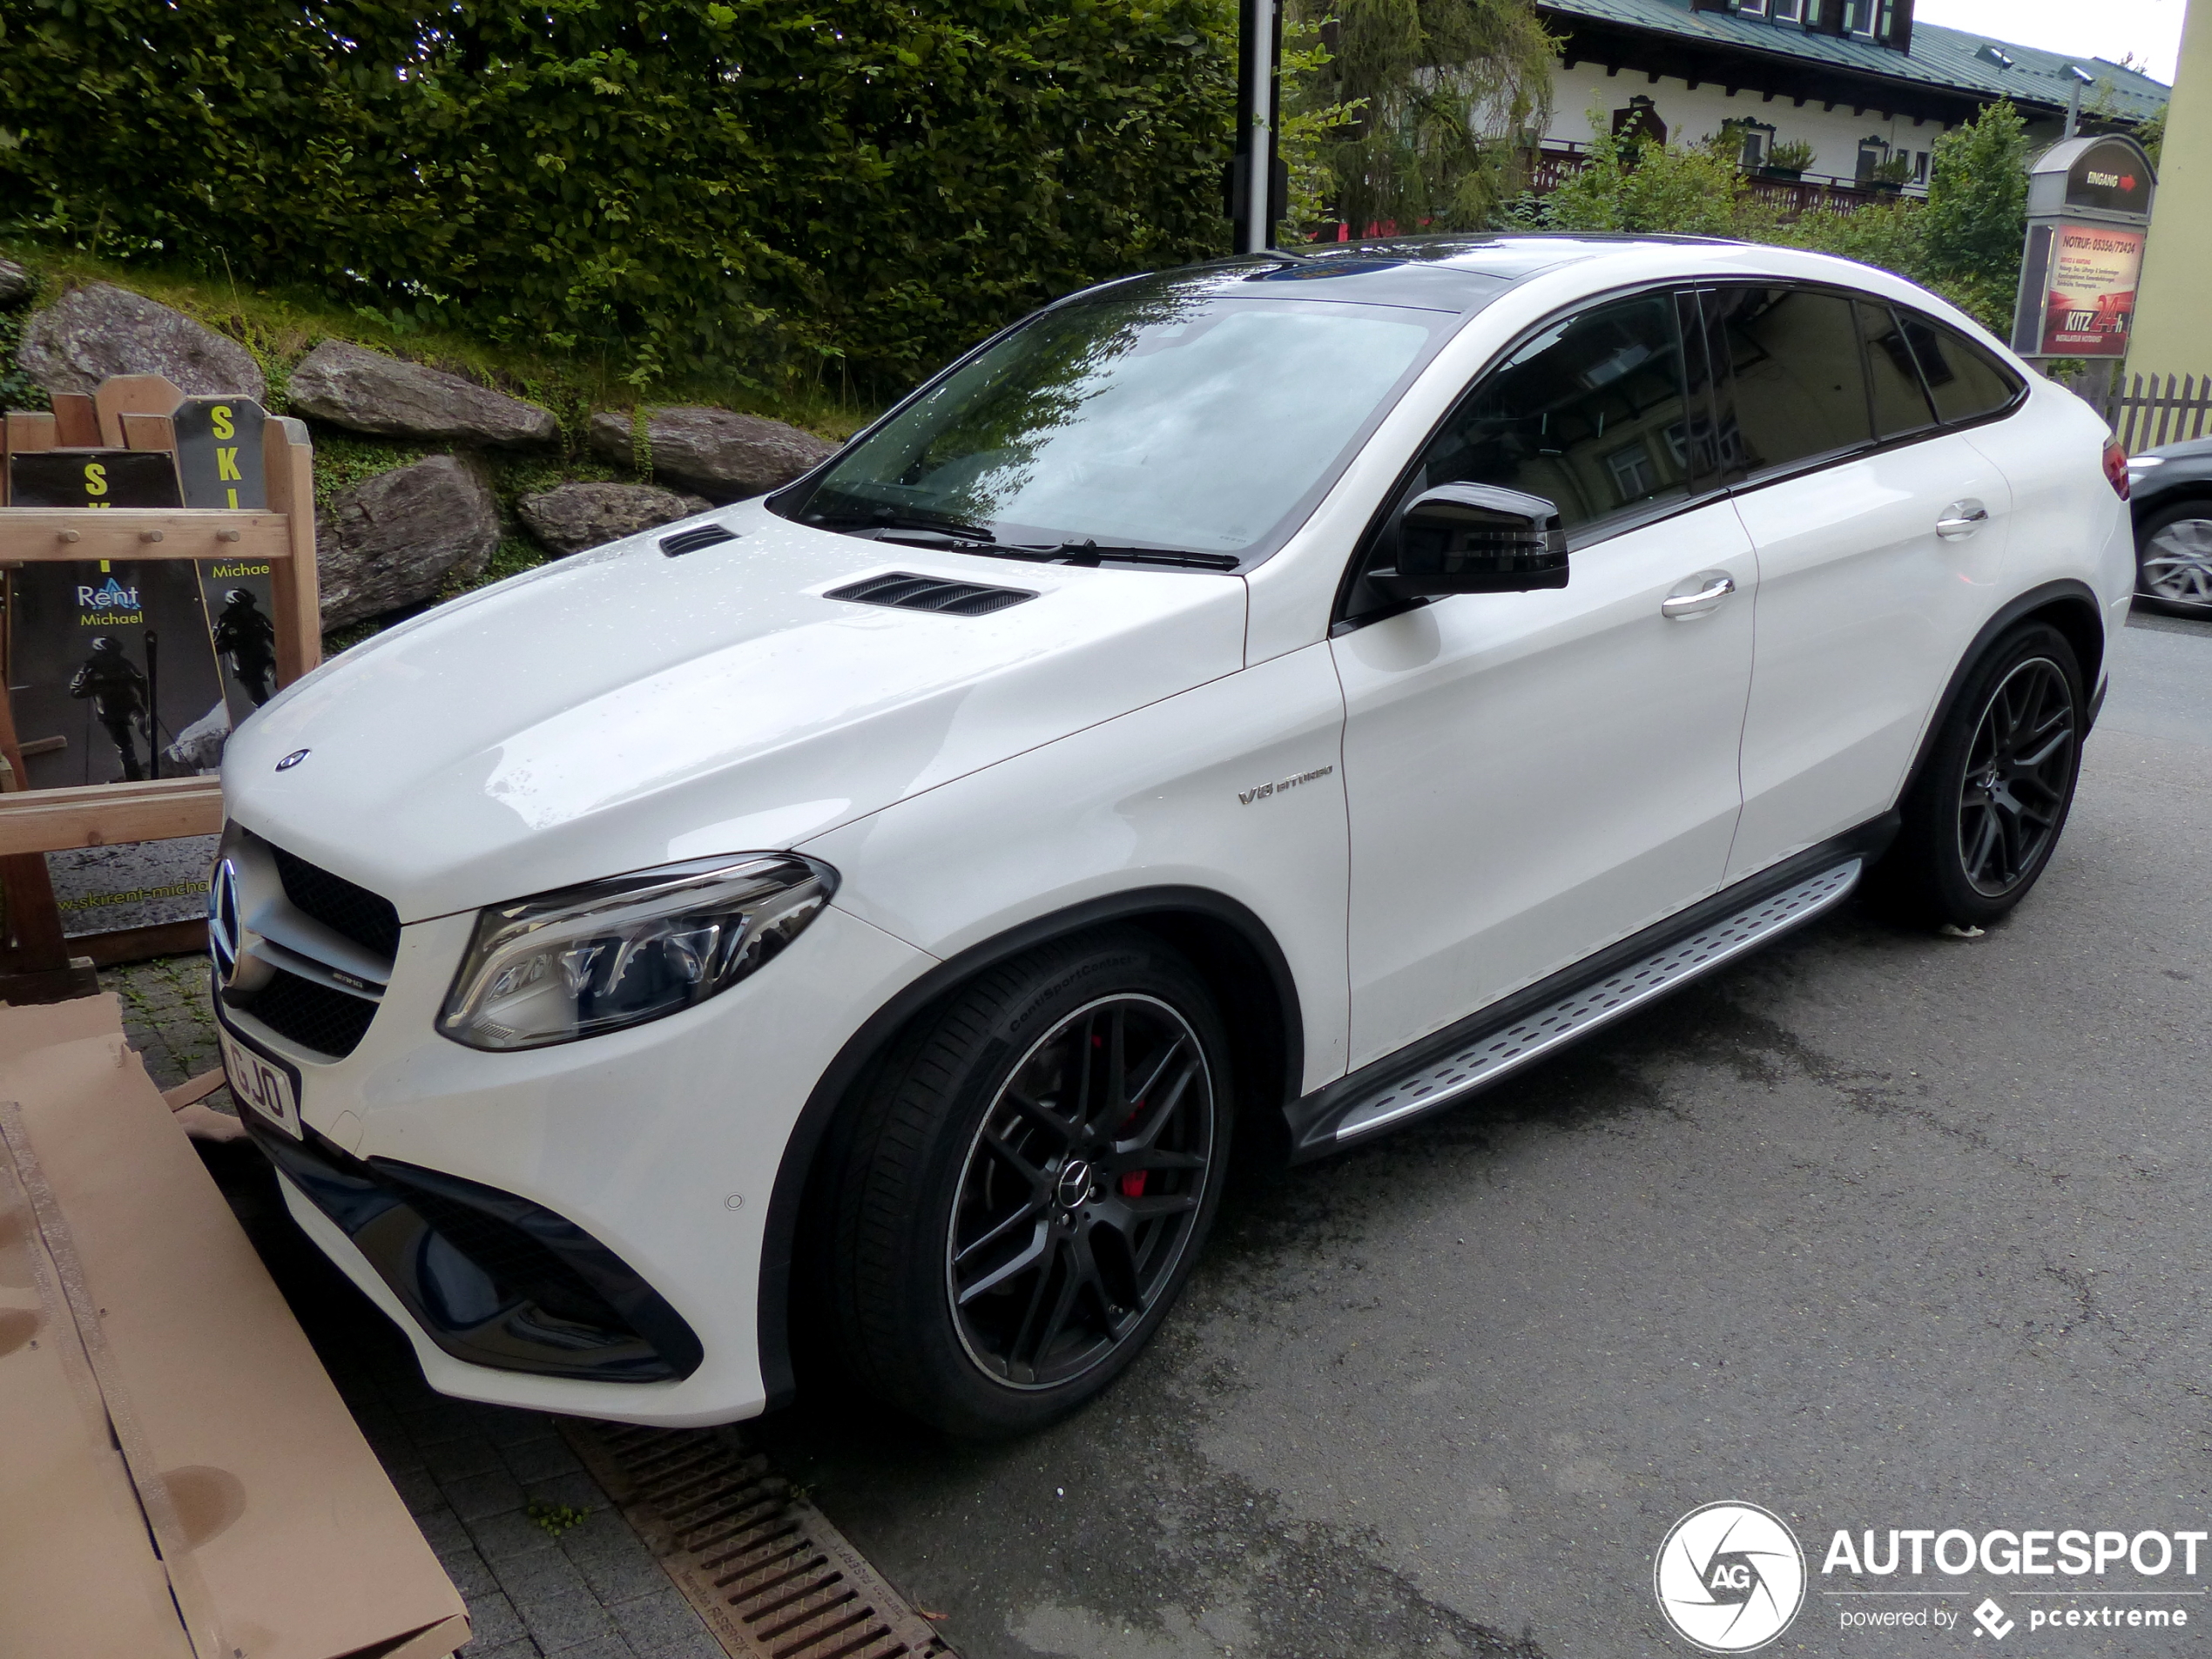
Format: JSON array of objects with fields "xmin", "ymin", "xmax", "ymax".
[
  {"xmin": 825, "ymin": 571, "xmax": 1037, "ymax": 617},
  {"xmin": 660, "ymin": 523, "xmax": 738, "ymax": 557}
]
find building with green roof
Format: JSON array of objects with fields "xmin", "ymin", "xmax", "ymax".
[{"xmin": 1534, "ymin": 0, "xmax": 2170, "ymax": 199}]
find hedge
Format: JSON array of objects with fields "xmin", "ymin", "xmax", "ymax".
[{"xmin": 0, "ymin": 0, "xmax": 1238, "ymax": 390}]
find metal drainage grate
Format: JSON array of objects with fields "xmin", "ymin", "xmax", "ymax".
[{"xmin": 562, "ymin": 1420, "xmax": 957, "ymax": 1659}]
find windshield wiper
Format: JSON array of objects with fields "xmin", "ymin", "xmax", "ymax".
[
  {"xmin": 803, "ymin": 510, "xmax": 1000, "ymax": 545},
  {"xmin": 999, "ymin": 542, "xmax": 1243, "ymax": 571}
]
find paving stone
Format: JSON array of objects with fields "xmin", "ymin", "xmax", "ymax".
[
  {"xmin": 441, "ymin": 1545, "xmax": 502, "ymax": 1601},
  {"xmin": 449, "ymin": 1474, "xmax": 529, "ymax": 1524},
  {"xmin": 456, "ymin": 1642, "xmax": 537, "ymax": 1659},
  {"xmin": 517, "ymin": 1587, "xmax": 618, "ymax": 1652},
  {"xmin": 388, "ymin": 1463, "xmax": 446, "ymax": 1517},
  {"xmin": 563, "ymin": 1514, "xmax": 666, "ymax": 1605},
  {"xmin": 414, "ymin": 1503, "xmax": 473, "ymax": 1556},
  {"xmin": 638, "ymin": 1627, "xmax": 732, "ymax": 1659},
  {"xmin": 523, "ymin": 1470, "xmax": 604, "ymax": 1514},
  {"xmin": 425, "ymin": 1437, "xmax": 509, "ymax": 1483},
  {"xmin": 488, "ymin": 1410, "xmax": 565, "ymax": 1448},
  {"xmin": 457, "ymin": 1590, "xmax": 527, "ymax": 1651},
  {"xmin": 469, "ymin": 1505, "xmax": 566, "ymax": 1563},
  {"xmin": 607, "ymin": 1588, "xmax": 714, "ymax": 1653},
  {"xmin": 495, "ymin": 1547, "xmax": 591, "ymax": 1606},
  {"xmin": 543, "ymin": 1639, "xmax": 639, "ymax": 1659},
  {"xmin": 502, "ymin": 1437, "xmax": 585, "ymax": 1483}
]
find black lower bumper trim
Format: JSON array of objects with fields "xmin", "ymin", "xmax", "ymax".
[{"xmin": 246, "ymin": 1118, "xmax": 703, "ymax": 1383}]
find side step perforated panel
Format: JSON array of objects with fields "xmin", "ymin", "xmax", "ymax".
[
  {"xmin": 563, "ymin": 1420, "xmax": 957, "ymax": 1659},
  {"xmin": 1334, "ymin": 860, "xmax": 1863, "ymax": 1143}
]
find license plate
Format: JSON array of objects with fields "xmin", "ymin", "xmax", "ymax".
[{"xmin": 219, "ymin": 1024, "xmax": 303, "ymax": 1140}]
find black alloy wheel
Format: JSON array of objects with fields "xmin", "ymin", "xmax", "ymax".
[
  {"xmin": 1955, "ymin": 655, "xmax": 2078, "ymax": 898},
  {"xmin": 948, "ymin": 995, "xmax": 1215, "ymax": 1390},
  {"xmin": 814, "ymin": 928, "xmax": 1232, "ymax": 1438},
  {"xmin": 1871, "ymin": 621, "xmax": 2084, "ymax": 930}
]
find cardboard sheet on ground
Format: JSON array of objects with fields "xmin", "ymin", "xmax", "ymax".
[{"xmin": 0, "ymin": 994, "xmax": 468, "ymax": 1659}]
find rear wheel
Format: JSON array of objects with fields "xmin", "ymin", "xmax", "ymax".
[
  {"xmin": 2136, "ymin": 500, "xmax": 2212, "ymax": 617},
  {"xmin": 818, "ymin": 928, "xmax": 1231, "ymax": 1438},
  {"xmin": 1872, "ymin": 622, "xmax": 2084, "ymax": 930}
]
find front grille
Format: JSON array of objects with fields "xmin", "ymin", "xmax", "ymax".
[
  {"xmin": 239, "ymin": 968, "xmax": 379, "ymax": 1058},
  {"xmin": 271, "ymin": 845, "xmax": 401, "ymax": 961},
  {"xmin": 825, "ymin": 570, "xmax": 1036, "ymax": 617}
]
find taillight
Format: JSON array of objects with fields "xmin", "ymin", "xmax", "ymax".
[{"xmin": 2104, "ymin": 437, "xmax": 2130, "ymax": 500}]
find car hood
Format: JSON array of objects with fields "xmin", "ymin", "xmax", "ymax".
[{"xmin": 222, "ymin": 507, "xmax": 1248, "ymax": 921}]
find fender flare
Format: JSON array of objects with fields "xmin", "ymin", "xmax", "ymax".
[
  {"xmin": 1898, "ymin": 580, "xmax": 2107, "ymax": 802},
  {"xmin": 753, "ymin": 886, "xmax": 1305, "ymax": 1408}
]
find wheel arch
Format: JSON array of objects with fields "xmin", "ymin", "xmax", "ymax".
[
  {"xmin": 753, "ymin": 887, "xmax": 1305, "ymax": 1409},
  {"xmin": 1900, "ymin": 580, "xmax": 2106, "ymax": 808}
]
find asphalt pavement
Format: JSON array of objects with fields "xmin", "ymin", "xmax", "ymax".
[{"xmin": 755, "ymin": 610, "xmax": 2212, "ymax": 1659}]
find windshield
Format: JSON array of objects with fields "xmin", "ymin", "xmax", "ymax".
[{"xmin": 778, "ymin": 283, "xmax": 1455, "ymax": 565}]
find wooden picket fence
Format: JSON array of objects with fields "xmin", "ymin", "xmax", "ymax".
[{"xmin": 2100, "ymin": 372, "xmax": 2212, "ymax": 452}]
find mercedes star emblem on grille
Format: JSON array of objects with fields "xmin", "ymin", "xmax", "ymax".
[{"xmin": 207, "ymin": 858, "xmax": 243, "ymax": 987}]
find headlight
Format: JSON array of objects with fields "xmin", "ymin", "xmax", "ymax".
[{"xmin": 437, "ymin": 854, "xmax": 838, "ymax": 1051}]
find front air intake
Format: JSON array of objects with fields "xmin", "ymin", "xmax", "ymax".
[
  {"xmin": 659, "ymin": 523, "xmax": 739, "ymax": 557},
  {"xmin": 824, "ymin": 571, "xmax": 1037, "ymax": 617}
]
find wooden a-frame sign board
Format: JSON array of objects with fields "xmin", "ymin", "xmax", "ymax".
[{"xmin": 0, "ymin": 375, "xmax": 321, "ymax": 999}]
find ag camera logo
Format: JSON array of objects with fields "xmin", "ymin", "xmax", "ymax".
[{"xmin": 1656, "ymin": 1502, "xmax": 1806, "ymax": 1652}]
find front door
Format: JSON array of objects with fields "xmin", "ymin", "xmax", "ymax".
[{"xmin": 1334, "ymin": 289, "xmax": 1757, "ymax": 1070}]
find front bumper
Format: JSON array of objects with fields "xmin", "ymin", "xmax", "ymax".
[{"xmin": 226, "ymin": 900, "xmax": 931, "ymax": 1426}]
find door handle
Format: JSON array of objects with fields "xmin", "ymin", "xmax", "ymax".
[
  {"xmin": 1936, "ymin": 500, "xmax": 1990, "ymax": 539},
  {"xmin": 1660, "ymin": 571, "xmax": 1737, "ymax": 619}
]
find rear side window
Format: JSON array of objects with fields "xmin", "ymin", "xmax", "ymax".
[
  {"xmin": 1411, "ymin": 292, "xmax": 1696, "ymax": 536},
  {"xmin": 1895, "ymin": 313, "xmax": 2023, "ymax": 425},
  {"xmin": 1706, "ymin": 287, "xmax": 1873, "ymax": 478},
  {"xmin": 1856, "ymin": 300, "xmax": 1939, "ymax": 440}
]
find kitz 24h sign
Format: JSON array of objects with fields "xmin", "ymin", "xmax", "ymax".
[{"xmin": 2012, "ymin": 134, "xmax": 2158, "ymax": 361}]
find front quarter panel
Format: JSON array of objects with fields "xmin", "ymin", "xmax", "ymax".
[{"xmin": 803, "ymin": 644, "xmax": 1352, "ymax": 1093}]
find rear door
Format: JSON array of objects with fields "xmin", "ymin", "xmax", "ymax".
[{"xmin": 1716, "ymin": 287, "xmax": 2013, "ymax": 879}]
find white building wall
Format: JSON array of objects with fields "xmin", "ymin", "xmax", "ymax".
[{"xmin": 1544, "ymin": 62, "xmax": 1951, "ymax": 191}]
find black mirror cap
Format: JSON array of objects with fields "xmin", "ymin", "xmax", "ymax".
[{"xmin": 1369, "ymin": 482, "xmax": 1568, "ymax": 598}]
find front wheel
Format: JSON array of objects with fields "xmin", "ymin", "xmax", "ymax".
[
  {"xmin": 817, "ymin": 928, "xmax": 1231, "ymax": 1438},
  {"xmin": 1871, "ymin": 622, "xmax": 2084, "ymax": 930}
]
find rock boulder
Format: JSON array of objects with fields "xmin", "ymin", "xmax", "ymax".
[
  {"xmin": 519, "ymin": 482, "xmax": 712, "ymax": 556},
  {"xmin": 17, "ymin": 282, "xmax": 266, "ymax": 400},
  {"xmin": 587, "ymin": 406, "xmax": 836, "ymax": 501},
  {"xmin": 316, "ymin": 455, "xmax": 501, "ymax": 627},
  {"xmin": 0, "ymin": 259, "xmax": 33, "ymax": 307},
  {"xmin": 288, "ymin": 339, "xmax": 558, "ymax": 448}
]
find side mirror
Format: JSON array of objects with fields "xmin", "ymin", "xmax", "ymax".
[{"xmin": 1367, "ymin": 482, "xmax": 1568, "ymax": 599}]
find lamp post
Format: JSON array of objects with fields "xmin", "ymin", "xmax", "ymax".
[{"xmin": 1229, "ymin": 0, "xmax": 1285, "ymax": 253}]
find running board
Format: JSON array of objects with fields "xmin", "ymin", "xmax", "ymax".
[{"xmin": 1323, "ymin": 859, "xmax": 1864, "ymax": 1150}]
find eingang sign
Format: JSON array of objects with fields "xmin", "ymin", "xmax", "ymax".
[{"xmin": 2011, "ymin": 134, "xmax": 2158, "ymax": 361}]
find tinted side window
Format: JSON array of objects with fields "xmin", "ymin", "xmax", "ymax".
[
  {"xmin": 1857, "ymin": 300, "xmax": 1939, "ymax": 439},
  {"xmin": 1896, "ymin": 313, "xmax": 2022, "ymax": 425},
  {"xmin": 1412, "ymin": 293, "xmax": 1696, "ymax": 536},
  {"xmin": 1707, "ymin": 287, "xmax": 1873, "ymax": 477}
]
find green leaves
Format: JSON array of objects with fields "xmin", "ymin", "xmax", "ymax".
[{"xmin": 0, "ymin": 0, "xmax": 1239, "ymax": 392}]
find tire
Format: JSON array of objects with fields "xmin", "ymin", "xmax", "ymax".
[
  {"xmin": 817, "ymin": 927, "xmax": 1232, "ymax": 1439},
  {"xmin": 1871, "ymin": 622, "xmax": 2085, "ymax": 930},
  {"xmin": 2136, "ymin": 498, "xmax": 2212, "ymax": 617}
]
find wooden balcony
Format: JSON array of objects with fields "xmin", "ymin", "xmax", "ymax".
[{"xmin": 1527, "ymin": 142, "xmax": 1919, "ymax": 215}]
